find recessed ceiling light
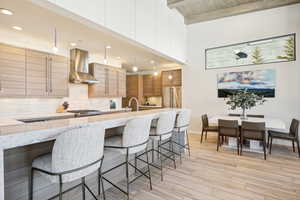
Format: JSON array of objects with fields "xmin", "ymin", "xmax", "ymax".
[
  {"xmin": 150, "ymin": 60, "xmax": 155, "ymax": 64},
  {"xmin": 12, "ymin": 26, "xmax": 22, "ymax": 31},
  {"xmin": 70, "ymin": 42, "xmax": 77, "ymax": 47},
  {"xmin": 132, "ymin": 66, "xmax": 138, "ymax": 72},
  {"xmin": 106, "ymin": 45, "xmax": 111, "ymax": 49},
  {"xmin": 0, "ymin": 8, "xmax": 13, "ymax": 15},
  {"xmin": 168, "ymin": 75, "xmax": 173, "ymax": 80},
  {"xmin": 153, "ymin": 71, "xmax": 158, "ymax": 76}
]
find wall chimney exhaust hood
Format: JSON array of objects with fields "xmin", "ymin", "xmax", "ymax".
[{"xmin": 69, "ymin": 48, "xmax": 99, "ymax": 84}]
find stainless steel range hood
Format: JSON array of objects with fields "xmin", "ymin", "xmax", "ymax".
[{"xmin": 69, "ymin": 48, "xmax": 99, "ymax": 84}]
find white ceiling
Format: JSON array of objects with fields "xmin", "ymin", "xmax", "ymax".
[
  {"xmin": 0, "ymin": 0, "xmax": 181, "ymax": 72},
  {"xmin": 168, "ymin": 0, "xmax": 300, "ymax": 24}
]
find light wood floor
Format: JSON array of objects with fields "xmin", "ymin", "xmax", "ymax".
[{"xmin": 104, "ymin": 133, "xmax": 300, "ymax": 200}]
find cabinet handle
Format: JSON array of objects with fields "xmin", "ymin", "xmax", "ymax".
[
  {"xmin": 45, "ymin": 57, "xmax": 48, "ymax": 93},
  {"xmin": 49, "ymin": 58, "xmax": 53, "ymax": 93}
]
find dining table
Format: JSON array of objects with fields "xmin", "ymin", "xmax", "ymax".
[{"xmin": 209, "ymin": 115, "xmax": 287, "ymax": 152}]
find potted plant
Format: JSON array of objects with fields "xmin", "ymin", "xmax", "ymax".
[{"xmin": 225, "ymin": 89, "xmax": 266, "ymax": 119}]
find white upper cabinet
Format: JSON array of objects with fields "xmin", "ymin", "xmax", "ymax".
[
  {"xmin": 45, "ymin": 0, "xmax": 186, "ymax": 63},
  {"xmin": 55, "ymin": 0, "xmax": 105, "ymax": 25},
  {"xmin": 135, "ymin": 0, "xmax": 156, "ymax": 49},
  {"xmin": 155, "ymin": 0, "xmax": 170, "ymax": 56},
  {"xmin": 169, "ymin": 9, "xmax": 186, "ymax": 62},
  {"xmin": 105, "ymin": 0, "xmax": 135, "ymax": 40}
]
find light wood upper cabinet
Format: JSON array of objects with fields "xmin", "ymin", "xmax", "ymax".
[
  {"xmin": 0, "ymin": 44, "xmax": 26, "ymax": 97},
  {"xmin": 89, "ymin": 64, "xmax": 108, "ymax": 97},
  {"xmin": 47, "ymin": 55, "xmax": 69, "ymax": 97},
  {"xmin": 107, "ymin": 68, "xmax": 118, "ymax": 97},
  {"xmin": 26, "ymin": 50, "xmax": 69, "ymax": 98},
  {"xmin": 88, "ymin": 63, "xmax": 126, "ymax": 98},
  {"xmin": 117, "ymin": 70, "xmax": 126, "ymax": 97},
  {"xmin": 0, "ymin": 44, "xmax": 69, "ymax": 98},
  {"xmin": 26, "ymin": 50, "xmax": 48, "ymax": 97},
  {"xmin": 143, "ymin": 73, "xmax": 162, "ymax": 97},
  {"xmin": 162, "ymin": 69, "xmax": 182, "ymax": 87}
]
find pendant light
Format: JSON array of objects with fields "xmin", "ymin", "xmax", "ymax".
[
  {"xmin": 132, "ymin": 57, "xmax": 138, "ymax": 72},
  {"xmin": 103, "ymin": 45, "xmax": 111, "ymax": 65},
  {"xmin": 152, "ymin": 60, "xmax": 158, "ymax": 76},
  {"xmin": 52, "ymin": 28, "xmax": 58, "ymax": 53}
]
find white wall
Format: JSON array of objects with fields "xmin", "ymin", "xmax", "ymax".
[{"xmin": 183, "ymin": 4, "xmax": 300, "ymax": 133}]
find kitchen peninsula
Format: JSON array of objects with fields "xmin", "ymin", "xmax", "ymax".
[{"xmin": 0, "ymin": 108, "xmax": 183, "ymax": 200}]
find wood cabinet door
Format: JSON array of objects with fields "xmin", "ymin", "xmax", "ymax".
[
  {"xmin": 88, "ymin": 64, "xmax": 108, "ymax": 97},
  {"xmin": 108, "ymin": 68, "xmax": 118, "ymax": 97},
  {"xmin": 48, "ymin": 55, "xmax": 69, "ymax": 97},
  {"xmin": 0, "ymin": 44, "xmax": 26, "ymax": 97},
  {"xmin": 26, "ymin": 49, "xmax": 48, "ymax": 97},
  {"xmin": 143, "ymin": 74, "xmax": 153, "ymax": 97},
  {"xmin": 162, "ymin": 69, "xmax": 182, "ymax": 86},
  {"xmin": 152, "ymin": 73, "xmax": 162, "ymax": 96},
  {"xmin": 172, "ymin": 69, "xmax": 182, "ymax": 86},
  {"xmin": 126, "ymin": 75, "xmax": 139, "ymax": 97},
  {"xmin": 117, "ymin": 69, "xmax": 126, "ymax": 97}
]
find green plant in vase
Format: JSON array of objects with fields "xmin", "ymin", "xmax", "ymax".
[{"xmin": 225, "ymin": 89, "xmax": 266, "ymax": 119}]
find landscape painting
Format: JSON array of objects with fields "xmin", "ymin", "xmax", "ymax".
[
  {"xmin": 217, "ymin": 69, "xmax": 276, "ymax": 98},
  {"xmin": 206, "ymin": 34, "xmax": 295, "ymax": 69}
]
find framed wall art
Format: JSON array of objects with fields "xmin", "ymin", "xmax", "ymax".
[
  {"xmin": 217, "ymin": 69, "xmax": 276, "ymax": 98},
  {"xmin": 206, "ymin": 34, "xmax": 295, "ymax": 69}
]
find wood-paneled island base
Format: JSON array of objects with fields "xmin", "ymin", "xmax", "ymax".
[{"xmin": 0, "ymin": 109, "xmax": 183, "ymax": 200}]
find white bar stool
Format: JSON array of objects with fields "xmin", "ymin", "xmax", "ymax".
[
  {"xmin": 29, "ymin": 125, "xmax": 106, "ymax": 200},
  {"xmin": 173, "ymin": 109, "xmax": 191, "ymax": 163},
  {"xmin": 102, "ymin": 115, "xmax": 153, "ymax": 200},
  {"xmin": 142, "ymin": 111, "xmax": 177, "ymax": 181}
]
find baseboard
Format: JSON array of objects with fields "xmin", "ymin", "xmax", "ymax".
[{"xmin": 188, "ymin": 130, "xmax": 201, "ymax": 134}]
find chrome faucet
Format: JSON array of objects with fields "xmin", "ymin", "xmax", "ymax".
[{"xmin": 128, "ymin": 97, "xmax": 139, "ymax": 111}]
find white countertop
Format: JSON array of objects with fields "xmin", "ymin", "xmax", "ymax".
[
  {"xmin": 0, "ymin": 108, "xmax": 181, "ymax": 150},
  {"xmin": 0, "ymin": 108, "xmax": 131, "ymax": 127}
]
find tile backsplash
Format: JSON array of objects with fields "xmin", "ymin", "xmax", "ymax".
[{"xmin": 0, "ymin": 84, "xmax": 121, "ymax": 118}]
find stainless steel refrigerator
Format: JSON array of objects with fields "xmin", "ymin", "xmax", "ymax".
[{"xmin": 163, "ymin": 86, "xmax": 182, "ymax": 108}]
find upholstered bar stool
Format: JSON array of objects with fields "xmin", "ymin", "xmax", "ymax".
[
  {"xmin": 139, "ymin": 111, "xmax": 177, "ymax": 181},
  {"xmin": 172, "ymin": 109, "xmax": 191, "ymax": 163},
  {"xmin": 102, "ymin": 115, "xmax": 153, "ymax": 200},
  {"xmin": 30, "ymin": 125, "xmax": 106, "ymax": 200}
]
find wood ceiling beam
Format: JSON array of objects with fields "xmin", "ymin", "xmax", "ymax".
[
  {"xmin": 185, "ymin": 0, "xmax": 300, "ymax": 24},
  {"xmin": 167, "ymin": 0, "xmax": 186, "ymax": 9}
]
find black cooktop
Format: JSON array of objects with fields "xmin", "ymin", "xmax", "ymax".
[{"xmin": 67, "ymin": 110, "xmax": 102, "ymax": 117}]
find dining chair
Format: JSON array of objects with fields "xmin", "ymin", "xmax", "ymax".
[
  {"xmin": 217, "ymin": 119, "xmax": 240, "ymax": 155},
  {"xmin": 241, "ymin": 121, "xmax": 267, "ymax": 160},
  {"xmin": 201, "ymin": 114, "xmax": 218, "ymax": 143},
  {"xmin": 268, "ymin": 119, "xmax": 300, "ymax": 158}
]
